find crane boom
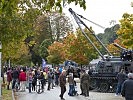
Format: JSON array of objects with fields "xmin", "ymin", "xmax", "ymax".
[
  {"xmin": 69, "ymin": 8, "xmax": 105, "ymax": 60},
  {"xmin": 69, "ymin": 8, "xmax": 112, "ymax": 56}
]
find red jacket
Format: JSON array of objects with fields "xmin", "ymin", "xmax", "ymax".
[{"xmin": 19, "ymin": 71, "xmax": 26, "ymax": 81}]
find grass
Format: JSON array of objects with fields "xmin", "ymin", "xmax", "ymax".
[{"xmin": 2, "ymin": 87, "xmax": 13, "ymax": 100}]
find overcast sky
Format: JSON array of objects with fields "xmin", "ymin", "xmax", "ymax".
[{"xmin": 63, "ymin": 0, "xmax": 133, "ymax": 34}]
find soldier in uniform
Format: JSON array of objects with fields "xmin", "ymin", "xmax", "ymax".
[{"xmin": 80, "ymin": 69, "xmax": 90, "ymax": 97}]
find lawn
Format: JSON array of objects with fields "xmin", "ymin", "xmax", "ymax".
[{"xmin": 2, "ymin": 88, "xmax": 13, "ymax": 100}]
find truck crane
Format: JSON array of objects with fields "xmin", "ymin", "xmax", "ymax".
[{"xmin": 69, "ymin": 8, "xmax": 133, "ymax": 93}]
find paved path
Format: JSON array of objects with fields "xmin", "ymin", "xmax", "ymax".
[{"xmin": 16, "ymin": 82, "xmax": 124, "ymax": 100}]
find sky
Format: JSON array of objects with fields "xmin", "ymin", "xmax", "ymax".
[{"xmin": 63, "ymin": 0, "xmax": 133, "ymax": 34}]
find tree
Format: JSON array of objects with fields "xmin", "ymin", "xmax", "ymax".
[
  {"xmin": 34, "ymin": 12, "xmax": 73, "ymax": 61},
  {"xmin": 47, "ymin": 41, "xmax": 65, "ymax": 64},
  {"xmin": 47, "ymin": 29, "xmax": 99, "ymax": 65},
  {"xmin": 0, "ymin": 0, "xmax": 86, "ymax": 14},
  {"xmin": 63, "ymin": 32, "xmax": 89, "ymax": 64},
  {"xmin": 97, "ymin": 24, "xmax": 120, "ymax": 55},
  {"xmin": 97, "ymin": 24, "xmax": 119, "ymax": 45},
  {"xmin": 0, "ymin": 12, "xmax": 29, "ymax": 62},
  {"xmin": 39, "ymin": 39, "xmax": 52, "ymax": 60},
  {"xmin": 74, "ymin": 28, "xmax": 99, "ymax": 64},
  {"xmin": 49, "ymin": 12, "xmax": 73, "ymax": 42},
  {"xmin": 34, "ymin": 12, "xmax": 73, "ymax": 42},
  {"xmin": 117, "ymin": 13, "xmax": 133, "ymax": 49},
  {"xmin": 0, "ymin": 0, "xmax": 86, "ymax": 65}
]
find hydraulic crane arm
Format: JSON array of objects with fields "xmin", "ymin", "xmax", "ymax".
[
  {"xmin": 69, "ymin": 8, "xmax": 112, "ymax": 57},
  {"xmin": 69, "ymin": 8, "xmax": 105, "ymax": 61},
  {"xmin": 113, "ymin": 43, "xmax": 127, "ymax": 51}
]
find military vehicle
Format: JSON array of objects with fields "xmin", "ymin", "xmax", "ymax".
[
  {"xmin": 64, "ymin": 60, "xmax": 80, "ymax": 78},
  {"xmin": 69, "ymin": 8, "xmax": 133, "ymax": 92}
]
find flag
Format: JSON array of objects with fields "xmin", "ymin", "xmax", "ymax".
[{"xmin": 42, "ymin": 59, "xmax": 46, "ymax": 68}]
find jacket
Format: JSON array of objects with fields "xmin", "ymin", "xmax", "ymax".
[
  {"xmin": 59, "ymin": 73, "xmax": 66, "ymax": 87},
  {"xmin": 6, "ymin": 71, "xmax": 12, "ymax": 82},
  {"xmin": 121, "ymin": 78, "xmax": 133, "ymax": 100},
  {"xmin": 19, "ymin": 71, "xmax": 26, "ymax": 81}
]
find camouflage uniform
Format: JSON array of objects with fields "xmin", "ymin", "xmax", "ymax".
[{"xmin": 80, "ymin": 71, "xmax": 90, "ymax": 96}]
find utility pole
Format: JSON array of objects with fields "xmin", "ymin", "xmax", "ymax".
[{"xmin": 0, "ymin": 41, "xmax": 2, "ymax": 98}]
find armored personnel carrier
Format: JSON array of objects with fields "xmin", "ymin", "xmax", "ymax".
[{"xmin": 69, "ymin": 8, "xmax": 133, "ymax": 92}]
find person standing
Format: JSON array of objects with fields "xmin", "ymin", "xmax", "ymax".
[
  {"xmin": 28, "ymin": 72, "xmax": 33, "ymax": 93},
  {"xmin": 79, "ymin": 69, "xmax": 84, "ymax": 95},
  {"xmin": 12, "ymin": 68, "xmax": 19, "ymax": 90},
  {"xmin": 38, "ymin": 71, "xmax": 45, "ymax": 92},
  {"xmin": 51, "ymin": 69, "xmax": 55, "ymax": 89},
  {"xmin": 59, "ymin": 70, "xmax": 66, "ymax": 100},
  {"xmin": 68, "ymin": 72, "xmax": 74, "ymax": 96},
  {"xmin": 80, "ymin": 69, "xmax": 90, "ymax": 97},
  {"xmin": 6, "ymin": 68, "xmax": 12, "ymax": 90},
  {"xmin": 55, "ymin": 67, "xmax": 60, "ymax": 86},
  {"xmin": 115, "ymin": 69, "xmax": 126, "ymax": 96},
  {"xmin": 121, "ymin": 73, "xmax": 133, "ymax": 100},
  {"xmin": 32, "ymin": 73, "xmax": 37, "ymax": 91},
  {"xmin": 47, "ymin": 70, "xmax": 52, "ymax": 90},
  {"xmin": 19, "ymin": 69, "xmax": 26, "ymax": 91}
]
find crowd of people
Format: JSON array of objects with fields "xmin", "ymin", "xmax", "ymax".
[
  {"xmin": 6, "ymin": 66, "xmax": 60, "ymax": 92},
  {"xmin": 5, "ymin": 65, "xmax": 90, "ymax": 100},
  {"xmin": 5, "ymin": 65, "xmax": 133, "ymax": 100}
]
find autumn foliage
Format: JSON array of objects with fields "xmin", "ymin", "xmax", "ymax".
[{"xmin": 47, "ymin": 29, "xmax": 99, "ymax": 65}]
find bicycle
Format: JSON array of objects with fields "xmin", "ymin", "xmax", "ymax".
[{"xmin": 36, "ymin": 79, "xmax": 43, "ymax": 94}]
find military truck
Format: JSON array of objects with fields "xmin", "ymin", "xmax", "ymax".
[{"xmin": 69, "ymin": 8, "xmax": 133, "ymax": 92}]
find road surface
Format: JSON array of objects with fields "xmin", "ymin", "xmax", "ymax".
[{"xmin": 15, "ymin": 82, "xmax": 124, "ymax": 100}]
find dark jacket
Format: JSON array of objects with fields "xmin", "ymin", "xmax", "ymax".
[
  {"xmin": 59, "ymin": 73, "xmax": 66, "ymax": 87},
  {"xmin": 32, "ymin": 75, "xmax": 37, "ymax": 84},
  {"xmin": 12, "ymin": 70, "xmax": 19, "ymax": 79},
  {"xmin": 47, "ymin": 72, "xmax": 52, "ymax": 83},
  {"xmin": 38, "ymin": 73, "xmax": 45, "ymax": 83},
  {"xmin": 121, "ymin": 78, "xmax": 133, "ymax": 100},
  {"xmin": 116, "ymin": 72, "xmax": 126, "ymax": 84}
]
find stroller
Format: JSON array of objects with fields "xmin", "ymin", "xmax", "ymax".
[{"xmin": 73, "ymin": 80, "xmax": 78, "ymax": 96}]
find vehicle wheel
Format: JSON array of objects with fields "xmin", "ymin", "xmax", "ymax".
[
  {"xmin": 36, "ymin": 85, "xmax": 42, "ymax": 94},
  {"xmin": 90, "ymin": 79, "xmax": 97, "ymax": 89},
  {"xmin": 99, "ymin": 82, "xmax": 109, "ymax": 92}
]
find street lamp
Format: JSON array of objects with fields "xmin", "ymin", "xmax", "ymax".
[{"xmin": 0, "ymin": 41, "xmax": 2, "ymax": 98}]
